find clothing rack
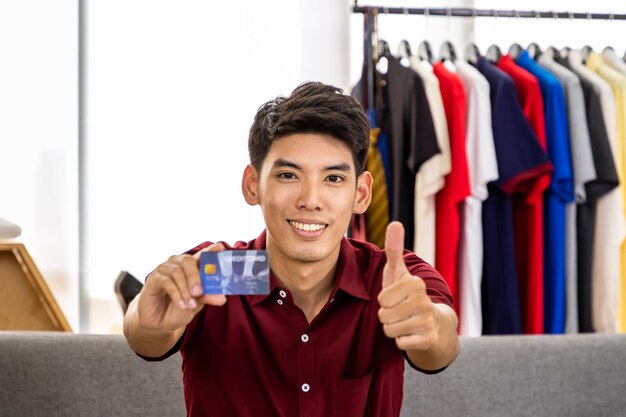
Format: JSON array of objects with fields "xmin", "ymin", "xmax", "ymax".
[{"xmin": 352, "ymin": 2, "xmax": 626, "ymax": 21}]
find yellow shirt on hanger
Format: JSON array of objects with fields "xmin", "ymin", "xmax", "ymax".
[{"xmin": 587, "ymin": 52, "xmax": 626, "ymax": 333}]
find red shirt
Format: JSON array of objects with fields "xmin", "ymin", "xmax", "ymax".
[
  {"xmin": 497, "ymin": 55, "xmax": 551, "ymax": 334},
  {"xmin": 151, "ymin": 231, "xmax": 453, "ymax": 417},
  {"xmin": 433, "ymin": 62, "xmax": 472, "ymax": 316}
]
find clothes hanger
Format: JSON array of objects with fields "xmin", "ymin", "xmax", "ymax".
[
  {"xmin": 417, "ymin": 40, "xmax": 434, "ymax": 64},
  {"xmin": 378, "ymin": 39, "xmax": 391, "ymax": 58},
  {"xmin": 485, "ymin": 44, "xmax": 501, "ymax": 64},
  {"xmin": 376, "ymin": 39, "xmax": 391, "ymax": 74},
  {"xmin": 545, "ymin": 46, "xmax": 560, "ymax": 60},
  {"xmin": 560, "ymin": 46, "xmax": 571, "ymax": 59},
  {"xmin": 439, "ymin": 40, "xmax": 457, "ymax": 62},
  {"xmin": 397, "ymin": 39, "xmax": 413, "ymax": 59},
  {"xmin": 508, "ymin": 43, "xmax": 522, "ymax": 60},
  {"xmin": 464, "ymin": 43, "xmax": 481, "ymax": 65},
  {"xmin": 396, "ymin": 39, "xmax": 412, "ymax": 67},
  {"xmin": 581, "ymin": 45, "xmax": 593, "ymax": 63},
  {"xmin": 527, "ymin": 42, "xmax": 542, "ymax": 59}
]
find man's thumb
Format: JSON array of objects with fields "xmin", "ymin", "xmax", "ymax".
[{"xmin": 383, "ymin": 221, "xmax": 407, "ymax": 287}]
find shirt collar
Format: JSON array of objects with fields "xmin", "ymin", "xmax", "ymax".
[
  {"xmin": 586, "ymin": 52, "xmax": 602, "ymax": 71},
  {"xmin": 332, "ymin": 237, "xmax": 371, "ymax": 301},
  {"xmin": 247, "ymin": 232, "xmax": 371, "ymax": 306}
]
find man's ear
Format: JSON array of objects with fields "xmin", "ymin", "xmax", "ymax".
[
  {"xmin": 242, "ymin": 164, "xmax": 260, "ymax": 206},
  {"xmin": 353, "ymin": 170, "xmax": 373, "ymax": 214}
]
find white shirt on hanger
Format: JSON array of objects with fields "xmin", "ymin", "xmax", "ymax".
[
  {"xmin": 408, "ymin": 56, "xmax": 451, "ymax": 266},
  {"xmin": 602, "ymin": 48, "xmax": 626, "ymax": 76},
  {"xmin": 454, "ymin": 58, "xmax": 499, "ymax": 337}
]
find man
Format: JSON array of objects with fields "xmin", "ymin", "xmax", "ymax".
[{"xmin": 124, "ymin": 82, "xmax": 459, "ymax": 416}]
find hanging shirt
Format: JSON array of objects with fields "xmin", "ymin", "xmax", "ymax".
[
  {"xmin": 561, "ymin": 50, "xmax": 622, "ymax": 333},
  {"xmin": 432, "ymin": 62, "xmax": 471, "ymax": 315},
  {"xmin": 365, "ymin": 128, "xmax": 390, "ymax": 249},
  {"xmin": 517, "ymin": 51, "xmax": 575, "ymax": 334},
  {"xmin": 586, "ymin": 51, "xmax": 626, "ymax": 333},
  {"xmin": 409, "ymin": 57, "xmax": 452, "ymax": 265},
  {"xmin": 603, "ymin": 48, "xmax": 626, "ymax": 75},
  {"xmin": 475, "ymin": 56, "xmax": 553, "ymax": 335},
  {"xmin": 351, "ymin": 82, "xmax": 393, "ymax": 208},
  {"xmin": 497, "ymin": 54, "xmax": 552, "ymax": 334},
  {"xmin": 538, "ymin": 51, "xmax": 598, "ymax": 334},
  {"xmin": 455, "ymin": 59, "xmax": 499, "ymax": 336},
  {"xmin": 385, "ymin": 57, "xmax": 440, "ymax": 250}
]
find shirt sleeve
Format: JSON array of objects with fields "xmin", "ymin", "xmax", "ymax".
[
  {"xmin": 407, "ymin": 72, "xmax": 440, "ymax": 174},
  {"xmin": 490, "ymin": 77, "xmax": 553, "ymax": 194},
  {"xmin": 404, "ymin": 250, "xmax": 454, "ymax": 308}
]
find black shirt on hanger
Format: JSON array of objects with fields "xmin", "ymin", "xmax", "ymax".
[
  {"xmin": 384, "ymin": 56, "xmax": 440, "ymax": 249},
  {"xmin": 556, "ymin": 56, "xmax": 620, "ymax": 332}
]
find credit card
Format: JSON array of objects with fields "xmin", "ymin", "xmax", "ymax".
[{"xmin": 200, "ymin": 250, "xmax": 270, "ymax": 295}]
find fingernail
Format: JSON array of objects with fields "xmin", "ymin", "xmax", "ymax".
[
  {"xmin": 192, "ymin": 284, "xmax": 202, "ymax": 296},
  {"xmin": 178, "ymin": 300, "xmax": 187, "ymax": 309},
  {"xmin": 188, "ymin": 299, "xmax": 197, "ymax": 309}
]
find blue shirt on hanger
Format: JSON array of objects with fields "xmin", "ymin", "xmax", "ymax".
[{"xmin": 516, "ymin": 50, "xmax": 574, "ymax": 334}]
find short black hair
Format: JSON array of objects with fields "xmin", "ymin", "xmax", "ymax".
[{"xmin": 248, "ymin": 82, "xmax": 370, "ymax": 174}]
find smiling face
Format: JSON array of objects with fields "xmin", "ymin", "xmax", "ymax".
[{"xmin": 242, "ymin": 133, "xmax": 372, "ymax": 267}]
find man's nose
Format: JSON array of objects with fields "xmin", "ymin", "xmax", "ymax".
[{"xmin": 296, "ymin": 180, "xmax": 323, "ymax": 211}]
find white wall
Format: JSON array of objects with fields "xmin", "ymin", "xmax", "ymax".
[
  {"xmin": 0, "ymin": 1, "xmax": 79, "ymax": 331},
  {"xmin": 472, "ymin": 0, "xmax": 626, "ymax": 55},
  {"xmin": 84, "ymin": 0, "xmax": 352, "ymax": 333}
]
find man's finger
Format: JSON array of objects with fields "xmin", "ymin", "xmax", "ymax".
[
  {"xmin": 383, "ymin": 221, "xmax": 409, "ymax": 287},
  {"xmin": 200, "ymin": 294, "xmax": 227, "ymax": 307},
  {"xmin": 193, "ymin": 242, "xmax": 226, "ymax": 260}
]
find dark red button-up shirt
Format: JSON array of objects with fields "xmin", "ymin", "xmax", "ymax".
[{"xmin": 156, "ymin": 230, "xmax": 453, "ymax": 417}]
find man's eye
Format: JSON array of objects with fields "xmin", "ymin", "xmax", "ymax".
[
  {"xmin": 278, "ymin": 172, "xmax": 296, "ymax": 179},
  {"xmin": 327, "ymin": 175, "xmax": 344, "ymax": 183}
]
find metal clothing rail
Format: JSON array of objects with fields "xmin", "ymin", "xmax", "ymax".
[{"xmin": 352, "ymin": 2, "xmax": 626, "ymax": 21}]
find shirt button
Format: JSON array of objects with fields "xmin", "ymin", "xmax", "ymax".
[
  {"xmin": 279, "ymin": 290, "xmax": 287, "ymax": 298},
  {"xmin": 301, "ymin": 383, "xmax": 310, "ymax": 392},
  {"xmin": 301, "ymin": 334, "xmax": 309, "ymax": 343},
  {"xmin": 277, "ymin": 299, "xmax": 283, "ymax": 305}
]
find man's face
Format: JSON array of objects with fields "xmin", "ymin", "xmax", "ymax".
[{"xmin": 242, "ymin": 133, "xmax": 371, "ymax": 265}]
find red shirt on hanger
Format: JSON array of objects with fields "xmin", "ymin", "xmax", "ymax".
[{"xmin": 433, "ymin": 62, "xmax": 471, "ymax": 316}]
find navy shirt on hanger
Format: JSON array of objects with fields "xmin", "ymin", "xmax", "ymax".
[{"xmin": 475, "ymin": 57, "xmax": 553, "ymax": 335}]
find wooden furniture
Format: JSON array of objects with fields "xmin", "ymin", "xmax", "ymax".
[{"xmin": 0, "ymin": 242, "xmax": 72, "ymax": 331}]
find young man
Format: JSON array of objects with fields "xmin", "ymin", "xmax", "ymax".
[{"xmin": 124, "ymin": 82, "xmax": 459, "ymax": 417}]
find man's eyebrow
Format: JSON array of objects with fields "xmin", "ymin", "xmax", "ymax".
[
  {"xmin": 272, "ymin": 159, "xmax": 352, "ymax": 172},
  {"xmin": 325, "ymin": 163, "xmax": 351, "ymax": 172},
  {"xmin": 273, "ymin": 159, "xmax": 301, "ymax": 170}
]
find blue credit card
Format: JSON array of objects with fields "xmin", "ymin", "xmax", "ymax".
[{"xmin": 200, "ymin": 250, "xmax": 270, "ymax": 295}]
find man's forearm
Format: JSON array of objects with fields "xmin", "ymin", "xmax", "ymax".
[
  {"xmin": 406, "ymin": 303, "xmax": 460, "ymax": 371},
  {"xmin": 123, "ymin": 293, "xmax": 185, "ymax": 358}
]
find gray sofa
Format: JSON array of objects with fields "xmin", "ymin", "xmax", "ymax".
[{"xmin": 1, "ymin": 332, "xmax": 625, "ymax": 416}]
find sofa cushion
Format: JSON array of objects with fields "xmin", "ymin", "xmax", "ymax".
[
  {"xmin": 0, "ymin": 332, "xmax": 185, "ymax": 417},
  {"xmin": 402, "ymin": 334, "xmax": 626, "ymax": 417}
]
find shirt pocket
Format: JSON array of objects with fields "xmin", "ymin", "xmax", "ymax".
[{"xmin": 331, "ymin": 372, "xmax": 373, "ymax": 417}]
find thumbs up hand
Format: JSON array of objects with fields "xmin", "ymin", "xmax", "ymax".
[{"xmin": 377, "ymin": 222, "xmax": 439, "ymax": 352}]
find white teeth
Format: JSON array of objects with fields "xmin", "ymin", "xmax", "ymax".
[{"xmin": 289, "ymin": 221, "xmax": 326, "ymax": 232}]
